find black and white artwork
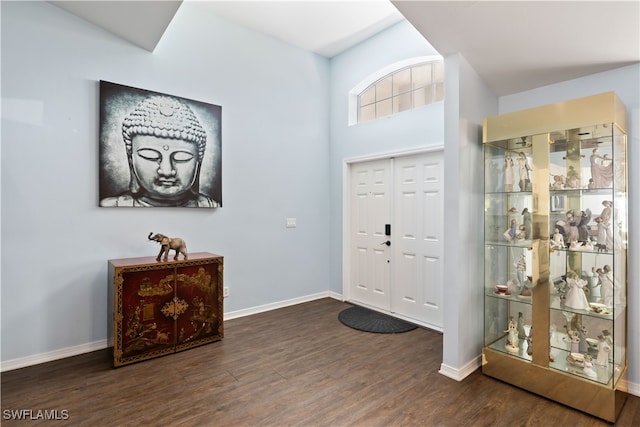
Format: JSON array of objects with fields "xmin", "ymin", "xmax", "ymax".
[{"xmin": 99, "ymin": 81, "xmax": 222, "ymax": 207}]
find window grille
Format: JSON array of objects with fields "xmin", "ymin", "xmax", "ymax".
[{"xmin": 357, "ymin": 60, "xmax": 444, "ymax": 123}]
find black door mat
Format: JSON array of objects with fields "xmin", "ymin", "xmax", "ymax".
[{"xmin": 338, "ymin": 305, "xmax": 418, "ymax": 334}]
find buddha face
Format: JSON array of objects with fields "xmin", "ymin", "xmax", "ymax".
[{"xmin": 131, "ymin": 134, "xmax": 199, "ymax": 201}]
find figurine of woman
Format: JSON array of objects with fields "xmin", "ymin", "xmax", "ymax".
[
  {"xmin": 594, "ymin": 265, "xmax": 615, "ymax": 308},
  {"xmin": 565, "ymin": 166, "xmax": 580, "ymax": 189},
  {"xmin": 551, "ymin": 174, "xmax": 565, "ymax": 190},
  {"xmin": 563, "ymin": 329, "xmax": 581, "ymax": 353},
  {"xmin": 587, "ymin": 268, "xmax": 601, "ymax": 302},
  {"xmin": 550, "ymin": 228, "xmax": 565, "ymax": 249},
  {"xmin": 594, "ymin": 216, "xmax": 607, "ymax": 250},
  {"xmin": 564, "ymin": 271, "xmax": 590, "ymax": 310},
  {"xmin": 578, "ymin": 325, "xmax": 588, "ymax": 354},
  {"xmin": 516, "ymin": 312, "xmax": 526, "ymax": 340},
  {"xmin": 526, "ymin": 327, "xmax": 533, "ymax": 356},
  {"xmin": 505, "ymin": 316, "xmax": 519, "ymax": 352},
  {"xmin": 522, "ymin": 208, "xmax": 532, "ymax": 240},
  {"xmin": 564, "ymin": 210, "xmax": 580, "ymax": 244},
  {"xmin": 599, "ymin": 201, "xmax": 613, "ymax": 249},
  {"xmin": 583, "ymin": 354, "xmax": 597, "ymax": 378},
  {"xmin": 595, "ymin": 334, "xmax": 611, "ymax": 367},
  {"xmin": 516, "ymin": 152, "xmax": 531, "ymax": 191},
  {"xmin": 590, "ymin": 148, "xmax": 613, "ymax": 188},
  {"xmin": 503, "ymin": 218, "xmax": 518, "ymax": 241},
  {"xmin": 504, "ymin": 151, "xmax": 514, "ymax": 192},
  {"xmin": 515, "ymin": 254, "xmax": 527, "ymax": 286},
  {"xmin": 577, "ymin": 209, "xmax": 591, "ymax": 242}
]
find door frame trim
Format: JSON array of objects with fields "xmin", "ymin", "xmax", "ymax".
[{"xmin": 342, "ymin": 145, "xmax": 445, "ymax": 319}]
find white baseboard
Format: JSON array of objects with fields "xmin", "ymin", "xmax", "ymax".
[
  {"xmin": 0, "ymin": 339, "xmax": 109, "ymax": 373},
  {"xmin": 439, "ymin": 356, "xmax": 482, "ymax": 381},
  {"xmin": 0, "ymin": 291, "xmax": 344, "ymax": 373},
  {"xmin": 224, "ymin": 291, "xmax": 342, "ymax": 320}
]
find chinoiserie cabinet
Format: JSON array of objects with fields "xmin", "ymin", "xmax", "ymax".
[
  {"xmin": 108, "ymin": 252, "xmax": 223, "ymax": 367},
  {"xmin": 482, "ymin": 92, "xmax": 628, "ymax": 422}
]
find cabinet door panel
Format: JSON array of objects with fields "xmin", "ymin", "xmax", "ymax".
[
  {"xmin": 116, "ymin": 266, "xmax": 178, "ymax": 366},
  {"xmin": 174, "ymin": 260, "xmax": 223, "ymax": 352}
]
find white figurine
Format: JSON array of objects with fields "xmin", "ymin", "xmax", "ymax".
[
  {"xmin": 594, "ymin": 265, "xmax": 614, "ymax": 309},
  {"xmin": 569, "ymin": 240, "xmax": 584, "ymax": 251},
  {"xmin": 550, "ymin": 228, "xmax": 565, "ymax": 249},
  {"xmin": 505, "ymin": 316, "xmax": 519, "ymax": 352},
  {"xmin": 587, "ymin": 268, "xmax": 601, "ymax": 303},
  {"xmin": 580, "ymin": 240, "xmax": 594, "ymax": 251},
  {"xmin": 595, "ymin": 334, "xmax": 611, "ymax": 367},
  {"xmin": 563, "ymin": 329, "xmax": 581, "ymax": 354},
  {"xmin": 564, "ymin": 271, "xmax": 590, "ymax": 310},
  {"xmin": 515, "ymin": 254, "xmax": 527, "ymax": 286},
  {"xmin": 516, "ymin": 152, "xmax": 531, "ymax": 191},
  {"xmin": 522, "ymin": 208, "xmax": 532, "ymax": 240},
  {"xmin": 551, "ymin": 174, "xmax": 565, "ymax": 190},
  {"xmin": 583, "ymin": 354, "xmax": 597, "ymax": 379},
  {"xmin": 504, "ymin": 151, "xmax": 514, "ymax": 192},
  {"xmin": 598, "ymin": 200, "xmax": 613, "ymax": 250}
]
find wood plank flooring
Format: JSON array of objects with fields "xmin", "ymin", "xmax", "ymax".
[{"xmin": 2, "ymin": 298, "xmax": 639, "ymax": 426}]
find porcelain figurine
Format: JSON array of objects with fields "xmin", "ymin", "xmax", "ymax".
[
  {"xmin": 590, "ymin": 148, "xmax": 613, "ymax": 188},
  {"xmin": 583, "ymin": 354, "xmax": 597, "ymax": 379},
  {"xmin": 526, "ymin": 326, "xmax": 533, "ymax": 356},
  {"xmin": 515, "ymin": 254, "xmax": 527, "ymax": 286},
  {"xmin": 578, "ymin": 326, "xmax": 588, "ymax": 354},
  {"xmin": 598, "ymin": 200, "xmax": 613, "ymax": 250},
  {"xmin": 594, "ymin": 265, "xmax": 614, "ymax": 309},
  {"xmin": 595, "ymin": 334, "xmax": 611, "ymax": 367},
  {"xmin": 504, "ymin": 151, "xmax": 514, "ymax": 192},
  {"xmin": 522, "ymin": 208, "xmax": 532, "ymax": 240},
  {"xmin": 516, "ymin": 312, "xmax": 526, "ymax": 340},
  {"xmin": 505, "ymin": 316, "xmax": 519, "ymax": 352},
  {"xmin": 550, "ymin": 228, "xmax": 565, "ymax": 249},
  {"xmin": 516, "ymin": 152, "xmax": 531, "ymax": 192},
  {"xmin": 563, "ymin": 271, "xmax": 590, "ymax": 310}
]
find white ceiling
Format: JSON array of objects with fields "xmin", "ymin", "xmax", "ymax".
[{"xmin": 50, "ymin": 0, "xmax": 640, "ymax": 96}]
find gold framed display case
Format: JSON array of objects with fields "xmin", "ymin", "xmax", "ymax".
[{"xmin": 482, "ymin": 92, "xmax": 628, "ymax": 422}]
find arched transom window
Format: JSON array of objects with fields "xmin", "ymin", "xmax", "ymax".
[{"xmin": 357, "ymin": 59, "xmax": 444, "ymax": 123}]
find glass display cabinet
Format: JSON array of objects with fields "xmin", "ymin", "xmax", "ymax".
[{"xmin": 482, "ymin": 92, "xmax": 628, "ymax": 422}]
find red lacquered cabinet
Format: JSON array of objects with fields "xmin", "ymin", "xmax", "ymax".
[{"xmin": 108, "ymin": 252, "xmax": 223, "ymax": 367}]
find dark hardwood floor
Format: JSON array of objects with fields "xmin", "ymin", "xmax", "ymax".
[{"xmin": 2, "ymin": 298, "xmax": 639, "ymax": 426}]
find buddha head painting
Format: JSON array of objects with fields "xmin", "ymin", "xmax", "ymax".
[{"xmin": 99, "ymin": 82, "xmax": 221, "ymax": 207}]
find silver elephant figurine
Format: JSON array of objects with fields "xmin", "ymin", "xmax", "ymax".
[{"xmin": 148, "ymin": 232, "xmax": 188, "ymax": 262}]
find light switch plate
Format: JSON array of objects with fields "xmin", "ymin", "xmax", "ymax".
[{"xmin": 286, "ymin": 217, "xmax": 297, "ymax": 228}]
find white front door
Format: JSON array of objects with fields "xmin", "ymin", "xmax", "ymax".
[
  {"xmin": 349, "ymin": 159, "xmax": 392, "ymax": 309},
  {"xmin": 347, "ymin": 151, "xmax": 444, "ymax": 329},
  {"xmin": 392, "ymin": 152, "xmax": 444, "ymax": 329}
]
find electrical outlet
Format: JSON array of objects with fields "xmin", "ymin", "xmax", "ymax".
[
  {"xmin": 223, "ymin": 287, "xmax": 229, "ymax": 297},
  {"xmin": 286, "ymin": 217, "xmax": 297, "ymax": 228}
]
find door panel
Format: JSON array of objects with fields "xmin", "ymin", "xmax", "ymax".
[
  {"xmin": 392, "ymin": 153, "xmax": 444, "ymax": 328},
  {"xmin": 350, "ymin": 159, "xmax": 391, "ymax": 309}
]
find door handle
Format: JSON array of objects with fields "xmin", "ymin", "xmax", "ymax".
[{"xmin": 380, "ymin": 240, "xmax": 391, "ymax": 246}]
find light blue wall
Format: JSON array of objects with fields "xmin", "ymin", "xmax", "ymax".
[
  {"xmin": 328, "ymin": 21, "xmax": 444, "ymax": 293},
  {"xmin": 441, "ymin": 54, "xmax": 497, "ymax": 374},
  {"xmin": 499, "ymin": 63, "xmax": 640, "ymax": 393},
  {"xmin": 1, "ymin": 1, "xmax": 331, "ymax": 362}
]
